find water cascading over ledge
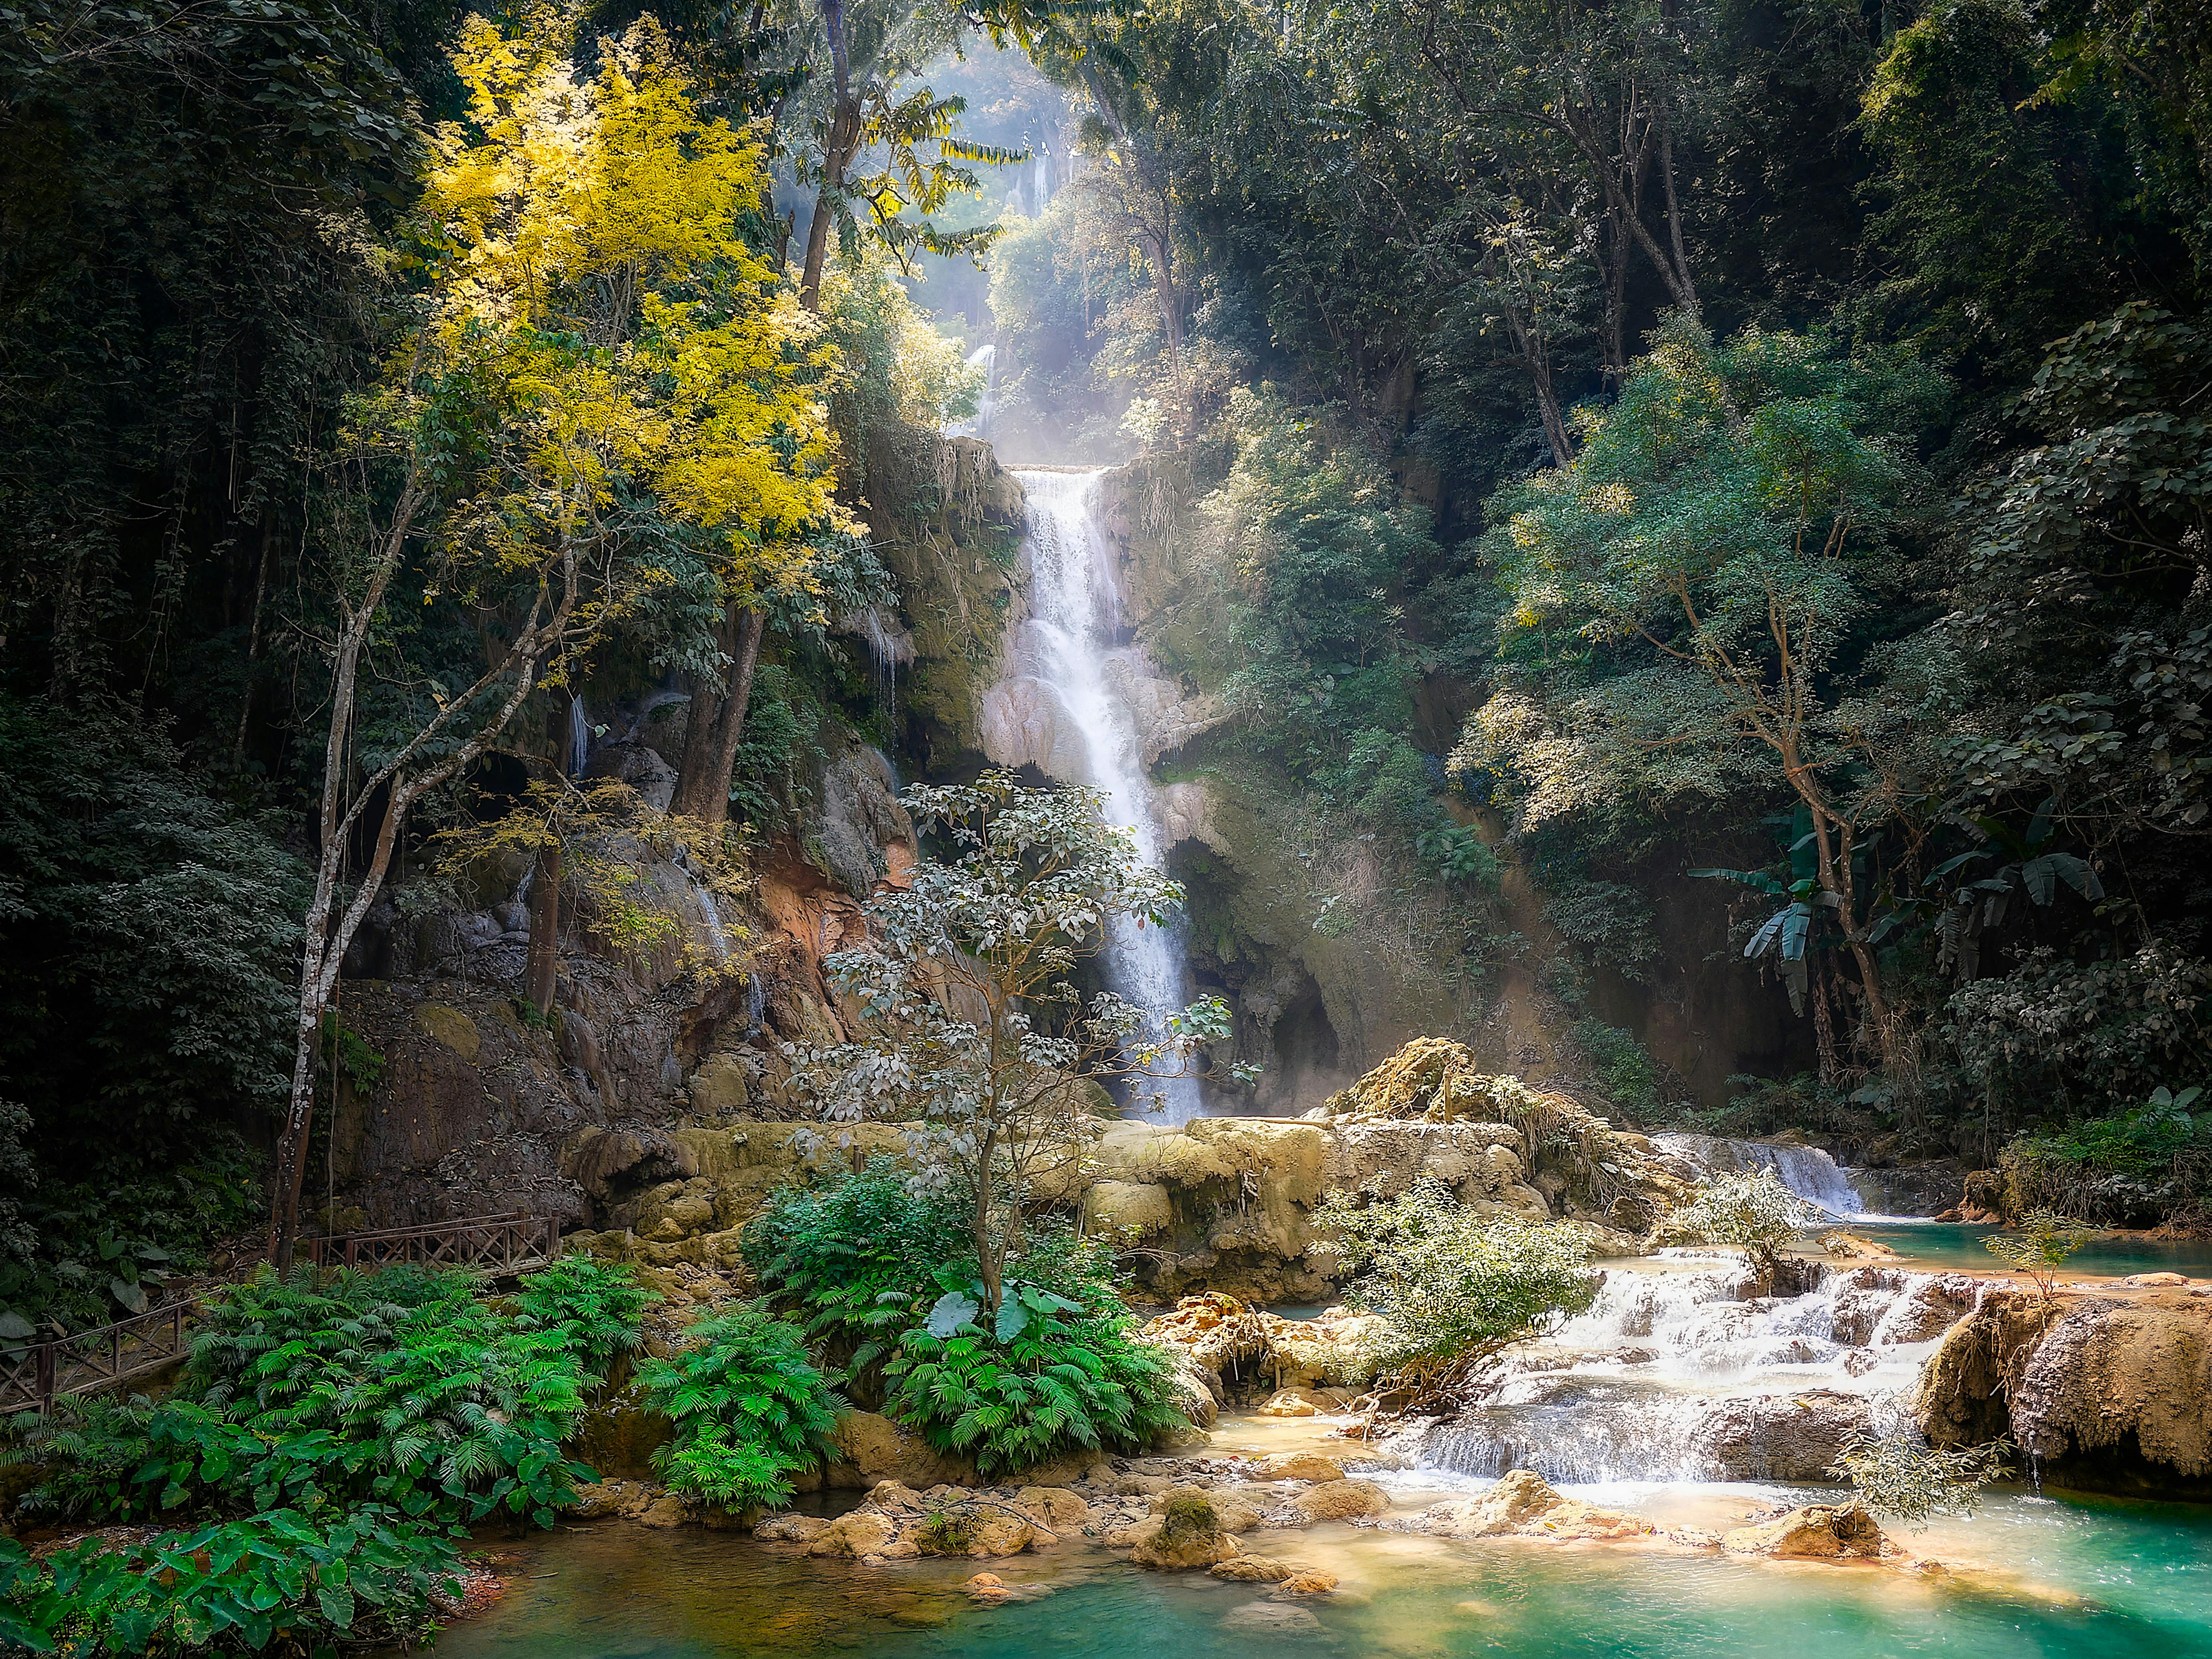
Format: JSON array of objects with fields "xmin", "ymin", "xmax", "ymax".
[{"xmin": 978, "ymin": 468, "xmax": 1204, "ymax": 1122}]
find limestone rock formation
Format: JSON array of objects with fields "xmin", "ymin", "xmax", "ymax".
[
  {"xmin": 1721, "ymin": 1503, "xmax": 1892, "ymax": 1560},
  {"xmin": 1691, "ymin": 1390, "xmax": 1873, "ymax": 1483},
  {"xmin": 1289, "ymin": 1478, "xmax": 1390, "ymax": 1522},
  {"xmin": 1130, "ymin": 1492, "xmax": 1241, "ymax": 1569},
  {"xmin": 1919, "ymin": 1285, "xmax": 2212, "ymax": 1497},
  {"xmin": 1405, "ymin": 1470, "xmax": 1653, "ymax": 1542}
]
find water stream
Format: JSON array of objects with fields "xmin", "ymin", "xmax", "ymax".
[
  {"xmin": 1007, "ymin": 468, "xmax": 1201, "ymax": 1123},
  {"xmin": 1653, "ymin": 1133, "xmax": 1897, "ymax": 1221}
]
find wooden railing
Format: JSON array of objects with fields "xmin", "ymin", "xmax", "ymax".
[
  {"xmin": 304, "ymin": 1211, "xmax": 560, "ymax": 1276},
  {"xmin": 0, "ymin": 1298, "xmax": 196, "ymax": 1416},
  {"xmin": 1, "ymin": 1214, "xmax": 559, "ymax": 1414}
]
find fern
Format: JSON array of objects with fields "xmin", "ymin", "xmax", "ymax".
[{"xmin": 636, "ymin": 1304, "xmax": 843, "ymax": 1513}]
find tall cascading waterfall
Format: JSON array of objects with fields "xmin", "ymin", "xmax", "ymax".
[
  {"xmin": 963, "ymin": 342, "xmax": 998, "ymax": 440},
  {"xmin": 1000, "ymin": 468, "xmax": 1203, "ymax": 1123}
]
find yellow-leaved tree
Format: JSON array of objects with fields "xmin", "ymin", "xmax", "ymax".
[{"xmin": 272, "ymin": 12, "xmax": 842, "ymax": 1265}]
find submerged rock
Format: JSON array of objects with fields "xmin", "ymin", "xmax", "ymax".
[
  {"xmin": 1721, "ymin": 1503, "xmax": 1892, "ymax": 1560},
  {"xmin": 1406, "ymin": 1469, "xmax": 1653, "ymax": 1542},
  {"xmin": 1211, "ymin": 1556, "xmax": 1297, "ymax": 1582}
]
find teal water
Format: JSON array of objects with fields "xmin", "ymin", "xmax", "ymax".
[
  {"xmin": 433, "ymin": 1488, "xmax": 2212, "ymax": 1659},
  {"xmin": 1827, "ymin": 1223, "xmax": 2212, "ymax": 1280}
]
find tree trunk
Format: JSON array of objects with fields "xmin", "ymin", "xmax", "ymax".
[
  {"xmin": 798, "ymin": 0, "xmax": 857, "ymax": 312},
  {"xmin": 526, "ymin": 842, "xmax": 561, "ymax": 1016},
  {"xmin": 670, "ymin": 605, "xmax": 765, "ymax": 825}
]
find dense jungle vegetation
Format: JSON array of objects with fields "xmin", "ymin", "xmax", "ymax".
[
  {"xmin": 3, "ymin": 0, "xmax": 2209, "ymax": 1645},
  {"xmin": 1, "ymin": 0, "xmax": 2210, "ymax": 1314}
]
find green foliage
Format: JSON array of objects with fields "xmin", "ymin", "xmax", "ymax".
[
  {"xmin": 0, "ymin": 1504, "xmax": 461, "ymax": 1656},
  {"xmin": 1665, "ymin": 1170, "xmax": 1816, "ymax": 1271},
  {"xmin": 637, "ymin": 1304, "xmax": 842, "ymax": 1513},
  {"xmin": 1573, "ymin": 1020, "xmax": 1660, "ymax": 1117},
  {"xmin": 2014, "ymin": 1087, "xmax": 2209, "ymax": 1178},
  {"xmin": 513, "ymin": 1255, "xmax": 650, "ymax": 1380},
  {"xmin": 1416, "ymin": 824, "xmax": 1500, "ymax": 888},
  {"xmin": 1829, "ymin": 1430, "xmax": 2013, "ymax": 1529},
  {"xmin": 743, "ymin": 1160, "xmax": 969, "ymax": 1383},
  {"xmin": 0, "ymin": 697, "xmax": 310, "ymax": 1182},
  {"xmin": 23, "ymin": 1265, "xmax": 601, "ymax": 1531},
  {"xmin": 1310, "ymin": 1179, "xmax": 1601, "ymax": 1375},
  {"xmin": 1983, "ymin": 1209, "xmax": 2096, "ymax": 1301},
  {"xmin": 883, "ymin": 1298, "xmax": 1184, "ymax": 1479}
]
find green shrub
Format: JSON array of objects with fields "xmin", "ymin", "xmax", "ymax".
[
  {"xmin": 514, "ymin": 1255, "xmax": 649, "ymax": 1380},
  {"xmin": 743, "ymin": 1160, "xmax": 968, "ymax": 1383},
  {"xmin": 0, "ymin": 1504, "xmax": 460, "ymax": 1655},
  {"xmin": 1573, "ymin": 1018, "xmax": 1659, "ymax": 1116},
  {"xmin": 1311, "ymin": 1179, "xmax": 1601, "ymax": 1389},
  {"xmin": 637, "ymin": 1304, "xmax": 843, "ymax": 1512},
  {"xmin": 20, "ymin": 1265, "xmax": 598, "ymax": 1531},
  {"xmin": 883, "ymin": 1300, "xmax": 1184, "ymax": 1478},
  {"xmin": 1664, "ymin": 1170, "xmax": 1816, "ymax": 1272},
  {"xmin": 1829, "ymin": 1430, "xmax": 2013, "ymax": 1528}
]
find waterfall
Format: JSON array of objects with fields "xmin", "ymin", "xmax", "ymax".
[
  {"xmin": 1415, "ymin": 1260, "xmax": 1970, "ymax": 1486},
  {"xmin": 1012, "ymin": 468, "xmax": 1202, "ymax": 1123},
  {"xmin": 567, "ymin": 693, "xmax": 591, "ymax": 778},
  {"xmin": 1652, "ymin": 1132, "xmax": 1893, "ymax": 1220},
  {"xmin": 964, "ymin": 342, "xmax": 998, "ymax": 440}
]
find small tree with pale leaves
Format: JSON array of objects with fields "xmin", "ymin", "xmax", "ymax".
[
  {"xmin": 1666, "ymin": 1168, "xmax": 1819, "ymax": 1273},
  {"xmin": 784, "ymin": 774, "xmax": 1232, "ymax": 1313}
]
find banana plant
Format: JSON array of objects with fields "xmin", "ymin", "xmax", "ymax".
[
  {"xmin": 1865, "ymin": 803, "xmax": 2104, "ymax": 981},
  {"xmin": 1692, "ymin": 806, "xmax": 1832, "ymax": 1015}
]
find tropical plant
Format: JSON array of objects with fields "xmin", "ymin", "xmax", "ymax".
[
  {"xmin": 743, "ymin": 1160, "xmax": 969, "ymax": 1385},
  {"xmin": 512, "ymin": 1255, "xmax": 652, "ymax": 1382},
  {"xmin": 1310, "ymin": 1178, "xmax": 1601, "ymax": 1406},
  {"xmin": 0, "ymin": 1504, "xmax": 461, "ymax": 1655},
  {"xmin": 1663, "ymin": 1169, "xmax": 1818, "ymax": 1273},
  {"xmin": 883, "ymin": 1297, "xmax": 1183, "ymax": 1478},
  {"xmin": 1983, "ymin": 1209, "xmax": 2097, "ymax": 1303},
  {"xmin": 637, "ymin": 1305, "xmax": 843, "ymax": 1513},
  {"xmin": 784, "ymin": 773, "xmax": 1230, "ymax": 1314},
  {"xmin": 1829, "ymin": 1429, "xmax": 2013, "ymax": 1528}
]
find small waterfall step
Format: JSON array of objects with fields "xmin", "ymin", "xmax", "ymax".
[{"xmin": 1651, "ymin": 1132, "xmax": 1905, "ymax": 1221}]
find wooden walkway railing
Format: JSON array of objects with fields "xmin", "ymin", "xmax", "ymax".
[
  {"xmin": 0, "ymin": 1298, "xmax": 196, "ymax": 1416},
  {"xmin": 2, "ymin": 1213, "xmax": 559, "ymax": 1413},
  {"xmin": 304, "ymin": 1212, "xmax": 560, "ymax": 1275}
]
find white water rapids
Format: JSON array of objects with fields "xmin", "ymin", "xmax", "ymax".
[
  {"xmin": 1415, "ymin": 1256, "xmax": 1974, "ymax": 1486},
  {"xmin": 1652, "ymin": 1132, "xmax": 1899, "ymax": 1220},
  {"xmin": 1002, "ymin": 469, "xmax": 1203, "ymax": 1122}
]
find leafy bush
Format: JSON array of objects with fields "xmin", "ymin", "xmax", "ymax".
[
  {"xmin": 1830, "ymin": 1430, "xmax": 2013, "ymax": 1528},
  {"xmin": 21, "ymin": 1265, "xmax": 606, "ymax": 1530},
  {"xmin": 1573, "ymin": 1019, "xmax": 1659, "ymax": 1117},
  {"xmin": 1311, "ymin": 1179, "xmax": 1600, "ymax": 1394},
  {"xmin": 744, "ymin": 1160, "xmax": 968, "ymax": 1384},
  {"xmin": 883, "ymin": 1300, "xmax": 1184, "ymax": 1478},
  {"xmin": 513, "ymin": 1255, "xmax": 650, "ymax": 1379},
  {"xmin": 1416, "ymin": 823, "xmax": 1500, "ymax": 887},
  {"xmin": 1982, "ymin": 1209, "xmax": 2096, "ymax": 1301},
  {"xmin": 637, "ymin": 1305, "xmax": 843, "ymax": 1512},
  {"xmin": 1664, "ymin": 1170, "xmax": 1817, "ymax": 1271},
  {"xmin": 0, "ymin": 1504, "xmax": 460, "ymax": 1655}
]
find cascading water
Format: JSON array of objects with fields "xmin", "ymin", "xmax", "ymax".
[
  {"xmin": 1011, "ymin": 469, "xmax": 1202, "ymax": 1123},
  {"xmin": 567, "ymin": 693, "xmax": 591, "ymax": 778},
  {"xmin": 1652, "ymin": 1132, "xmax": 1892, "ymax": 1220},
  {"xmin": 1416, "ymin": 1257, "xmax": 1973, "ymax": 1486},
  {"xmin": 964, "ymin": 342, "xmax": 998, "ymax": 440}
]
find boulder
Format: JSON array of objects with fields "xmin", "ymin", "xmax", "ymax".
[
  {"xmin": 1290, "ymin": 1479, "xmax": 1389, "ymax": 1523},
  {"xmin": 1272, "ymin": 1571, "xmax": 1339, "ymax": 1598},
  {"xmin": 831, "ymin": 1410, "xmax": 979, "ymax": 1489},
  {"xmin": 563, "ymin": 1480, "xmax": 638, "ymax": 1520},
  {"xmin": 1692, "ymin": 1391, "xmax": 1871, "ymax": 1482},
  {"xmin": 1211, "ymin": 1556, "xmax": 1297, "ymax": 1582},
  {"xmin": 1130, "ymin": 1493, "xmax": 1241, "ymax": 1570},
  {"xmin": 806, "ymin": 1511, "xmax": 897, "ymax": 1557},
  {"xmin": 1258, "ymin": 1388, "xmax": 1324, "ymax": 1417},
  {"xmin": 633, "ymin": 1493, "xmax": 690, "ymax": 1528},
  {"xmin": 969, "ymin": 1513, "xmax": 1041, "ymax": 1557},
  {"xmin": 1253, "ymin": 1451, "xmax": 1344, "ymax": 1483},
  {"xmin": 1722, "ymin": 1503, "xmax": 1891, "ymax": 1560},
  {"xmin": 754, "ymin": 1514, "xmax": 836, "ymax": 1544},
  {"xmin": 1150, "ymin": 1484, "xmax": 1262, "ymax": 1532},
  {"xmin": 1407, "ymin": 1469, "xmax": 1651, "ymax": 1542},
  {"xmin": 1013, "ymin": 1486, "xmax": 1090, "ymax": 1533}
]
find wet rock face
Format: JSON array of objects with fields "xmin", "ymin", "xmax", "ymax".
[
  {"xmin": 1692, "ymin": 1391, "xmax": 1871, "ymax": 1483},
  {"xmin": 1920, "ymin": 1286, "xmax": 2212, "ymax": 1498}
]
